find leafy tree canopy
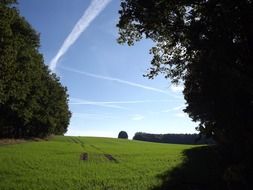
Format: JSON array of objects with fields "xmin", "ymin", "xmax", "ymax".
[
  {"xmin": 0, "ymin": 0, "xmax": 71, "ymax": 138},
  {"xmin": 133, "ymin": 132, "xmax": 214, "ymax": 145},
  {"xmin": 118, "ymin": 131, "xmax": 128, "ymax": 139},
  {"xmin": 117, "ymin": 0, "xmax": 253, "ymax": 146},
  {"xmin": 117, "ymin": 0, "xmax": 253, "ymax": 188}
]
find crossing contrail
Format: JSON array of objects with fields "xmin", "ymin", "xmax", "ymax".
[{"xmin": 60, "ymin": 66, "xmax": 181, "ymax": 98}]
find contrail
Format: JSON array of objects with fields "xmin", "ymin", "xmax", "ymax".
[
  {"xmin": 69, "ymin": 98, "xmax": 128, "ymax": 110},
  {"xmin": 162, "ymin": 105, "xmax": 185, "ymax": 113},
  {"xmin": 69, "ymin": 101, "xmax": 128, "ymax": 110},
  {"xmin": 49, "ymin": 0, "xmax": 112, "ymax": 71},
  {"xmin": 60, "ymin": 66, "xmax": 181, "ymax": 97},
  {"xmin": 69, "ymin": 98, "xmax": 176, "ymax": 105}
]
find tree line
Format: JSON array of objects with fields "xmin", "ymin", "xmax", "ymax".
[
  {"xmin": 133, "ymin": 132, "xmax": 214, "ymax": 145},
  {"xmin": 0, "ymin": 0, "xmax": 71, "ymax": 138}
]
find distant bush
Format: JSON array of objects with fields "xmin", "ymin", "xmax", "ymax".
[
  {"xmin": 133, "ymin": 132, "xmax": 214, "ymax": 145},
  {"xmin": 118, "ymin": 131, "xmax": 128, "ymax": 139}
]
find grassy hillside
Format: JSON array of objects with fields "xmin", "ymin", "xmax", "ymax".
[{"xmin": 0, "ymin": 136, "xmax": 195, "ymax": 190}]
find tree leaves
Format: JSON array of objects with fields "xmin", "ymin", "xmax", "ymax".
[
  {"xmin": 0, "ymin": 1, "xmax": 71, "ymax": 138},
  {"xmin": 117, "ymin": 0, "xmax": 253, "ymax": 187}
]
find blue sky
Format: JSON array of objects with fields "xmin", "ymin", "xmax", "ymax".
[{"xmin": 18, "ymin": 0, "xmax": 197, "ymax": 138}]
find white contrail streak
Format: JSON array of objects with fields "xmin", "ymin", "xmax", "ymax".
[
  {"xmin": 69, "ymin": 98, "xmax": 175, "ymax": 105},
  {"xmin": 162, "ymin": 105, "xmax": 185, "ymax": 113},
  {"xmin": 69, "ymin": 98, "xmax": 129, "ymax": 110},
  {"xmin": 49, "ymin": 0, "xmax": 112, "ymax": 71},
  {"xmin": 60, "ymin": 66, "xmax": 180, "ymax": 97}
]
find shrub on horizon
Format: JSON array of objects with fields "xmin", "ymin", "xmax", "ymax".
[{"xmin": 118, "ymin": 131, "xmax": 128, "ymax": 139}]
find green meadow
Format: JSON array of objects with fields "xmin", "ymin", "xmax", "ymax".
[{"xmin": 0, "ymin": 136, "xmax": 195, "ymax": 190}]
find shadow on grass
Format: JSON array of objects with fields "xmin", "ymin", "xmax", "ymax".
[{"xmin": 151, "ymin": 146, "xmax": 227, "ymax": 190}]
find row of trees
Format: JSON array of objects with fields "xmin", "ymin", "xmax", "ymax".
[
  {"xmin": 133, "ymin": 132, "xmax": 214, "ymax": 145},
  {"xmin": 117, "ymin": 0, "xmax": 253, "ymax": 188},
  {"xmin": 0, "ymin": 0, "xmax": 71, "ymax": 138}
]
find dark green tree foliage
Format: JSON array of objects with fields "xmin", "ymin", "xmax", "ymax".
[
  {"xmin": 133, "ymin": 132, "xmax": 214, "ymax": 145},
  {"xmin": 0, "ymin": 0, "xmax": 71, "ymax": 138},
  {"xmin": 118, "ymin": 131, "xmax": 128, "ymax": 139},
  {"xmin": 118, "ymin": 0, "xmax": 253, "ymax": 188}
]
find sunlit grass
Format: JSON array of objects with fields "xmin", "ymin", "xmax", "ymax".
[{"xmin": 0, "ymin": 136, "xmax": 195, "ymax": 190}]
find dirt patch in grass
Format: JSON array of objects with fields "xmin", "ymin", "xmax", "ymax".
[
  {"xmin": 0, "ymin": 139, "xmax": 26, "ymax": 145},
  {"xmin": 104, "ymin": 154, "xmax": 118, "ymax": 163},
  {"xmin": 80, "ymin": 153, "xmax": 88, "ymax": 161},
  {"xmin": 0, "ymin": 137, "xmax": 51, "ymax": 146}
]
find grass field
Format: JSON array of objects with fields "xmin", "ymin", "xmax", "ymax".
[{"xmin": 0, "ymin": 136, "xmax": 195, "ymax": 190}]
